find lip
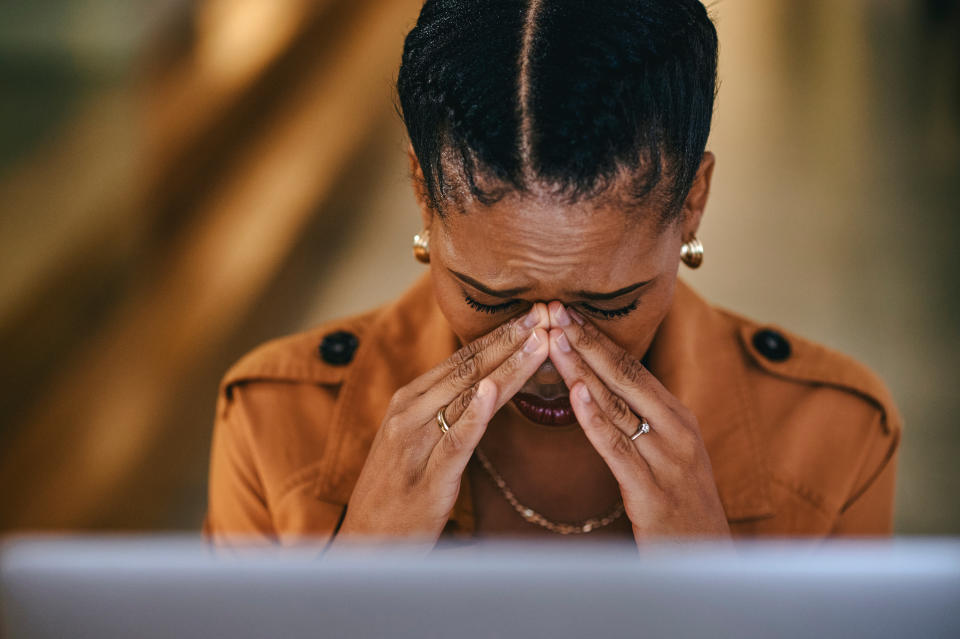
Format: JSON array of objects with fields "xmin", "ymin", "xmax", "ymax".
[{"xmin": 511, "ymin": 392, "xmax": 578, "ymax": 426}]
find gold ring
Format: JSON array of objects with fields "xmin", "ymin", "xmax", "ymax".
[
  {"xmin": 437, "ymin": 406, "xmax": 451, "ymax": 434},
  {"xmin": 629, "ymin": 418, "xmax": 651, "ymax": 441}
]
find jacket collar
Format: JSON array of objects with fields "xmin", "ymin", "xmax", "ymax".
[{"xmin": 314, "ymin": 273, "xmax": 774, "ymax": 531}]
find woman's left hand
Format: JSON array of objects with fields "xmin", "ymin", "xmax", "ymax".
[{"xmin": 546, "ymin": 302, "xmax": 731, "ymax": 544}]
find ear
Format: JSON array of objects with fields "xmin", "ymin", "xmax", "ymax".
[
  {"xmin": 408, "ymin": 143, "xmax": 435, "ymax": 230},
  {"xmin": 680, "ymin": 151, "xmax": 715, "ymax": 239}
]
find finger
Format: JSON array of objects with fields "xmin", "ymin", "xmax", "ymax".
[
  {"xmin": 547, "ymin": 328, "xmax": 638, "ymax": 437},
  {"xmin": 436, "ymin": 326, "xmax": 550, "ymax": 427},
  {"xmin": 405, "ymin": 303, "xmax": 548, "ymax": 398},
  {"xmin": 410, "ymin": 308, "xmax": 549, "ymax": 426},
  {"xmin": 425, "ymin": 378, "xmax": 497, "ymax": 483},
  {"xmin": 398, "ymin": 328, "xmax": 549, "ymax": 465},
  {"xmin": 548, "ymin": 328, "xmax": 669, "ymax": 467},
  {"xmin": 567, "ymin": 381, "xmax": 655, "ymax": 491},
  {"xmin": 548, "ymin": 302, "xmax": 682, "ymax": 433}
]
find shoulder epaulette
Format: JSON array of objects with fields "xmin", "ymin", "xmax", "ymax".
[
  {"xmin": 219, "ymin": 308, "xmax": 379, "ymax": 399},
  {"xmin": 723, "ymin": 311, "xmax": 902, "ymax": 434}
]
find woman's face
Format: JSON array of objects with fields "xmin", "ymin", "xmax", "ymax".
[{"xmin": 414, "ymin": 152, "xmax": 714, "ymax": 405}]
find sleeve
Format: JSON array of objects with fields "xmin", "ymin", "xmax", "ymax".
[
  {"xmin": 203, "ymin": 385, "xmax": 277, "ymax": 547},
  {"xmin": 830, "ymin": 409, "xmax": 902, "ymax": 536}
]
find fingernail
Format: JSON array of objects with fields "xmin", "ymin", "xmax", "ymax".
[
  {"xmin": 476, "ymin": 379, "xmax": 490, "ymax": 398},
  {"xmin": 568, "ymin": 308, "xmax": 585, "ymax": 325},
  {"xmin": 577, "ymin": 384, "xmax": 591, "ymax": 403},
  {"xmin": 552, "ymin": 304, "xmax": 570, "ymax": 327},
  {"xmin": 523, "ymin": 331, "xmax": 541, "ymax": 353},
  {"xmin": 555, "ymin": 332, "xmax": 571, "ymax": 353},
  {"xmin": 522, "ymin": 307, "xmax": 540, "ymax": 328}
]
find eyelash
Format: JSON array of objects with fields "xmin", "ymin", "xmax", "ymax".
[
  {"xmin": 462, "ymin": 294, "xmax": 519, "ymax": 315},
  {"xmin": 585, "ymin": 298, "xmax": 639, "ymax": 319},
  {"xmin": 462, "ymin": 294, "xmax": 639, "ymax": 320}
]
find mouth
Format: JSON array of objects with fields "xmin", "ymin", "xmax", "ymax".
[{"xmin": 510, "ymin": 392, "xmax": 578, "ymax": 426}]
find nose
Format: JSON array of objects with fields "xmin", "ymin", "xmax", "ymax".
[{"xmin": 531, "ymin": 357, "xmax": 563, "ymax": 385}]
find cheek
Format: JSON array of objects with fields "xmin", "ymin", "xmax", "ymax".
[
  {"xmin": 597, "ymin": 281, "xmax": 676, "ymax": 356},
  {"xmin": 600, "ymin": 310, "xmax": 658, "ymax": 355}
]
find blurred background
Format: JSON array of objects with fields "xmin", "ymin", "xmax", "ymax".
[{"xmin": 0, "ymin": 0, "xmax": 957, "ymax": 534}]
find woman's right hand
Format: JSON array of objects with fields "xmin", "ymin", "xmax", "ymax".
[{"xmin": 327, "ymin": 303, "xmax": 550, "ymax": 552}]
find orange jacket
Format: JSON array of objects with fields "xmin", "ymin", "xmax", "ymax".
[{"xmin": 204, "ymin": 273, "xmax": 901, "ymax": 546}]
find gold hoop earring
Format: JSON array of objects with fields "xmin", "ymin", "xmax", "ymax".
[
  {"xmin": 680, "ymin": 236, "xmax": 703, "ymax": 269},
  {"xmin": 413, "ymin": 228, "xmax": 430, "ymax": 263}
]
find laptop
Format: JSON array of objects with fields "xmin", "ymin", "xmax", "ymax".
[{"xmin": 2, "ymin": 535, "xmax": 958, "ymax": 638}]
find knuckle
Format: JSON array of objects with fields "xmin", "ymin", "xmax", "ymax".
[
  {"xmin": 574, "ymin": 326, "xmax": 595, "ymax": 349},
  {"xmin": 580, "ymin": 320, "xmax": 606, "ymax": 344},
  {"xmin": 381, "ymin": 414, "xmax": 404, "ymax": 437},
  {"xmin": 386, "ymin": 390, "xmax": 408, "ymax": 415},
  {"xmin": 609, "ymin": 430, "xmax": 635, "ymax": 457},
  {"xmin": 614, "ymin": 351, "xmax": 644, "ymax": 384},
  {"xmin": 573, "ymin": 356, "xmax": 592, "ymax": 379},
  {"xmin": 452, "ymin": 354, "xmax": 480, "ymax": 384},
  {"xmin": 606, "ymin": 392, "xmax": 632, "ymax": 425},
  {"xmin": 447, "ymin": 384, "xmax": 478, "ymax": 423},
  {"xmin": 461, "ymin": 383, "xmax": 480, "ymax": 412},
  {"xmin": 406, "ymin": 459, "xmax": 428, "ymax": 489},
  {"xmin": 470, "ymin": 350, "xmax": 488, "ymax": 375},
  {"xmin": 447, "ymin": 349, "xmax": 466, "ymax": 368},
  {"xmin": 447, "ymin": 392, "xmax": 465, "ymax": 416},
  {"xmin": 673, "ymin": 427, "xmax": 700, "ymax": 459},
  {"xmin": 499, "ymin": 348, "xmax": 524, "ymax": 375},
  {"xmin": 501, "ymin": 317, "xmax": 522, "ymax": 341},
  {"xmin": 451, "ymin": 339, "xmax": 481, "ymax": 366},
  {"xmin": 676, "ymin": 404, "xmax": 698, "ymax": 426},
  {"xmin": 475, "ymin": 320, "xmax": 515, "ymax": 354},
  {"xmin": 441, "ymin": 426, "xmax": 467, "ymax": 454},
  {"xmin": 448, "ymin": 349, "xmax": 468, "ymax": 368},
  {"xmin": 508, "ymin": 317, "xmax": 531, "ymax": 345},
  {"xmin": 590, "ymin": 411, "xmax": 609, "ymax": 433},
  {"xmin": 573, "ymin": 359, "xmax": 593, "ymax": 384}
]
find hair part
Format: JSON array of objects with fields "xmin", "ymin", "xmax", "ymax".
[{"xmin": 395, "ymin": 0, "xmax": 718, "ymax": 224}]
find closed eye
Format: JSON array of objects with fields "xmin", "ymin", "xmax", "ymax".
[
  {"xmin": 462, "ymin": 293, "xmax": 521, "ymax": 314},
  {"xmin": 463, "ymin": 292, "xmax": 638, "ymax": 320},
  {"xmin": 581, "ymin": 298, "xmax": 638, "ymax": 319}
]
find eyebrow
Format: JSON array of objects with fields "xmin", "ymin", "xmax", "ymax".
[{"xmin": 448, "ymin": 268, "xmax": 652, "ymax": 301}]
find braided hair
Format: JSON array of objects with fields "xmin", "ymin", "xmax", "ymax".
[{"xmin": 396, "ymin": 0, "xmax": 718, "ymax": 224}]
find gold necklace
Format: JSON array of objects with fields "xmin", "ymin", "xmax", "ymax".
[{"xmin": 473, "ymin": 446, "xmax": 625, "ymax": 535}]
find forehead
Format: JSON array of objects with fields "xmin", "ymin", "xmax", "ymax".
[{"xmin": 436, "ymin": 192, "xmax": 672, "ymax": 289}]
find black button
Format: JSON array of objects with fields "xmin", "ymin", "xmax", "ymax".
[
  {"xmin": 318, "ymin": 330, "xmax": 358, "ymax": 366},
  {"xmin": 752, "ymin": 329, "xmax": 791, "ymax": 362}
]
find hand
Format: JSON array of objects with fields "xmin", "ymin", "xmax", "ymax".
[
  {"xmin": 328, "ymin": 303, "xmax": 551, "ymax": 553},
  {"xmin": 545, "ymin": 302, "xmax": 731, "ymax": 544}
]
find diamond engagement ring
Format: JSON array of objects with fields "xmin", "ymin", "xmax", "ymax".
[{"xmin": 630, "ymin": 418, "xmax": 651, "ymax": 440}]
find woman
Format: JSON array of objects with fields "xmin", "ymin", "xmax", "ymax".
[{"xmin": 204, "ymin": 0, "xmax": 901, "ymax": 548}]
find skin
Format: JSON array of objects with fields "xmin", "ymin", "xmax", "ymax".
[{"xmin": 329, "ymin": 145, "xmax": 727, "ymax": 553}]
